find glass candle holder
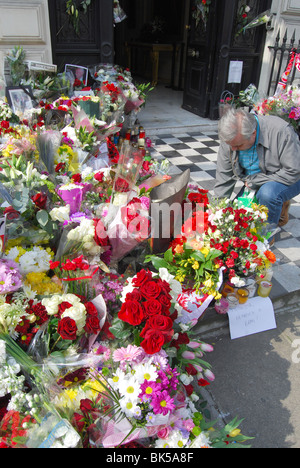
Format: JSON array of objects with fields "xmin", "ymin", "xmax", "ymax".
[
  {"xmin": 227, "ymin": 293, "xmax": 239, "ymax": 308},
  {"xmin": 237, "ymin": 287, "xmax": 249, "ymax": 304},
  {"xmin": 245, "ymin": 278, "xmax": 257, "ymax": 298},
  {"xmin": 222, "ymin": 282, "xmax": 235, "ymax": 298},
  {"xmin": 257, "ymin": 281, "xmax": 273, "ymax": 298},
  {"xmin": 214, "ymin": 298, "xmax": 230, "ymax": 315}
]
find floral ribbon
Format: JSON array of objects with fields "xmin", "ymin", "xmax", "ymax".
[
  {"xmin": 61, "ymin": 267, "xmax": 99, "ymax": 282},
  {"xmin": 275, "ymin": 50, "xmax": 300, "ymax": 95}
]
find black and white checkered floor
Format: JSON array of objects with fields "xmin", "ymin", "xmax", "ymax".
[{"xmin": 149, "ymin": 129, "xmax": 300, "ymax": 298}]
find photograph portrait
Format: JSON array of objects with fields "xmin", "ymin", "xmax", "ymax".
[
  {"xmin": 6, "ymin": 86, "xmax": 34, "ymax": 115},
  {"xmin": 64, "ymin": 64, "xmax": 89, "ymax": 87}
]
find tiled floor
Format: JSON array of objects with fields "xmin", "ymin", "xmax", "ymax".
[{"xmin": 148, "ymin": 129, "xmax": 300, "ymax": 299}]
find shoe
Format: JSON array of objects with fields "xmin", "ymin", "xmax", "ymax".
[{"xmin": 278, "ymin": 200, "xmax": 291, "ymax": 227}]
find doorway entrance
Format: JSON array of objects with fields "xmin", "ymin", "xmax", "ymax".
[
  {"xmin": 48, "ymin": 0, "xmax": 272, "ymax": 121},
  {"xmin": 48, "ymin": 0, "xmax": 114, "ymax": 72},
  {"xmin": 182, "ymin": 0, "xmax": 272, "ymax": 120}
]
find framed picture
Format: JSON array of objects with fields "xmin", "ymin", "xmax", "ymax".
[
  {"xmin": 6, "ymin": 86, "xmax": 35, "ymax": 114},
  {"xmin": 64, "ymin": 64, "xmax": 89, "ymax": 87}
]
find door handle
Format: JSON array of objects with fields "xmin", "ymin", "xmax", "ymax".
[{"xmin": 188, "ymin": 48, "xmax": 199, "ymax": 58}]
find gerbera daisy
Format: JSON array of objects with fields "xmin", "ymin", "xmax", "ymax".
[
  {"xmin": 113, "ymin": 345, "xmax": 143, "ymax": 364},
  {"xmin": 151, "ymin": 390, "xmax": 175, "ymax": 416}
]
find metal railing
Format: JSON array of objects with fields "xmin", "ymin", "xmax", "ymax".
[{"xmin": 267, "ymin": 29, "xmax": 300, "ymax": 95}]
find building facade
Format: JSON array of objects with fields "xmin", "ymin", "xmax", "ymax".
[{"xmin": 0, "ymin": 0, "xmax": 299, "ymax": 117}]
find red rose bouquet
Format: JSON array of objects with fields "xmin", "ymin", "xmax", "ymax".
[
  {"xmin": 40, "ymin": 293, "xmax": 102, "ymax": 353},
  {"xmin": 110, "ymin": 269, "xmax": 179, "ymax": 355}
]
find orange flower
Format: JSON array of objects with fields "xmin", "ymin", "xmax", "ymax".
[
  {"xmin": 264, "ymin": 250, "xmax": 276, "ymax": 263},
  {"xmin": 174, "ymin": 243, "xmax": 184, "ymax": 254}
]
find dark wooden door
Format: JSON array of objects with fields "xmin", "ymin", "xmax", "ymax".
[
  {"xmin": 182, "ymin": 0, "xmax": 218, "ymax": 118},
  {"xmin": 48, "ymin": 0, "xmax": 114, "ymax": 72},
  {"xmin": 183, "ymin": 0, "xmax": 272, "ymax": 120}
]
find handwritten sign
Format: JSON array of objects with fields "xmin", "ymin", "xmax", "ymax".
[{"xmin": 227, "ymin": 296, "xmax": 277, "ymax": 340}]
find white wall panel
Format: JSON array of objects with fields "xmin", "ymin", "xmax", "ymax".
[{"xmin": 0, "ymin": 0, "xmax": 53, "ymax": 77}]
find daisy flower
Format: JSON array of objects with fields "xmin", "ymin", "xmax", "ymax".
[
  {"xmin": 138, "ymin": 380, "xmax": 159, "ymax": 401},
  {"xmin": 119, "ymin": 398, "xmax": 140, "ymax": 419},
  {"xmin": 107, "ymin": 368, "xmax": 126, "ymax": 391},
  {"xmin": 167, "ymin": 429, "xmax": 190, "ymax": 448},
  {"xmin": 151, "ymin": 390, "xmax": 175, "ymax": 416},
  {"xmin": 118, "ymin": 376, "xmax": 140, "ymax": 403},
  {"xmin": 134, "ymin": 362, "xmax": 158, "ymax": 384}
]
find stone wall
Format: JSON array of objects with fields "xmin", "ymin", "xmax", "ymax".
[{"xmin": 0, "ymin": 0, "xmax": 53, "ymax": 78}]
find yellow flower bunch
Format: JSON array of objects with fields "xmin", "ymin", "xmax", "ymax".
[
  {"xmin": 5, "ymin": 245, "xmax": 27, "ymax": 261},
  {"xmin": 55, "ymin": 144, "xmax": 79, "ymax": 172},
  {"xmin": 2, "ymin": 143, "xmax": 15, "ymax": 159},
  {"xmin": 25, "ymin": 271, "xmax": 62, "ymax": 295},
  {"xmin": 55, "ymin": 144, "xmax": 75, "ymax": 165},
  {"xmin": 149, "ymin": 242, "xmax": 223, "ymax": 297},
  {"xmin": 82, "ymin": 378, "xmax": 105, "ymax": 398}
]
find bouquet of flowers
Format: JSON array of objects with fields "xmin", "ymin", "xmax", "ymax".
[
  {"xmin": 49, "ymin": 255, "xmax": 99, "ymax": 298},
  {"xmin": 55, "ymin": 214, "xmax": 111, "ymax": 264},
  {"xmin": 40, "ymin": 292, "xmax": 102, "ymax": 353},
  {"xmin": 46, "ymin": 341, "xmax": 251, "ymax": 448},
  {"xmin": 0, "ymin": 99, "xmax": 15, "ymax": 123},
  {"xmin": 254, "ymin": 85, "xmax": 300, "ymax": 132},
  {"xmin": 146, "ymin": 189, "xmax": 223, "ymax": 299},
  {"xmin": 94, "ymin": 81, "xmax": 125, "ymax": 124},
  {"xmin": 0, "ymin": 335, "xmax": 83, "ymax": 448},
  {"xmin": 207, "ymin": 199, "xmax": 276, "ymax": 286},
  {"xmin": 4, "ymin": 245, "xmax": 54, "ymax": 276},
  {"xmin": 110, "ymin": 268, "xmax": 181, "ymax": 355},
  {"xmin": 89, "ymin": 346, "xmax": 182, "ymax": 447},
  {"xmin": 0, "ymin": 258, "xmax": 22, "ymax": 295}
]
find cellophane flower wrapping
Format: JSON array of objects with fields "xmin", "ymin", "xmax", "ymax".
[
  {"xmin": 36, "ymin": 130, "xmax": 62, "ymax": 175},
  {"xmin": 104, "ymin": 145, "xmax": 150, "ymax": 262}
]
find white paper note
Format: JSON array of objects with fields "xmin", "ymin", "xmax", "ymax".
[
  {"xmin": 228, "ymin": 61, "xmax": 243, "ymax": 84},
  {"xmin": 227, "ymin": 296, "xmax": 277, "ymax": 340}
]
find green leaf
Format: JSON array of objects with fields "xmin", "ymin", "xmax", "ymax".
[
  {"xmin": 150, "ymin": 256, "xmax": 170, "ymax": 271},
  {"xmin": 12, "ymin": 189, "xmax": 30, "ymax": 213},
  {"xmin": 36, "ymin": 210, "xmax": 49, "ymax": 227},
  {"xmin": 109, "ymin": 318, "xmax": 132, "ymax": 340},
  {"xmin": 191, "ymin": 250, "xmax": 206, "ymax": 262},
  {"xmin": 207, "ymin": 249, "xmax": 222, "ymax": 261},
  {"xmin": 164, "ymin": 248, "xmax": 174, "ymax": 263}
]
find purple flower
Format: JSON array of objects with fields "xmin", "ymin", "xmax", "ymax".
[
  {"xmin": 63, "ymin": 212, "xmax": 88, "ymax": 226},
  {"xmin": 103, "ymin": 290, "xmax": 116, "ymax": 302},
  {"xmin": 138, "ymin": 380, "xmax": 160, "ymax": 401},
  {"xmin": 151, "ymin": 390, "xmax": 175, "ymax": 416},
  {"xmin": 0, "ymin": 259, "xmax": 22, "ymax": 294}
]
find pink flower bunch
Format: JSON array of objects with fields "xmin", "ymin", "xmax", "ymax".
[{"xmin": 0, "ymin": 259, "xmax": 22, "ymax": 294}]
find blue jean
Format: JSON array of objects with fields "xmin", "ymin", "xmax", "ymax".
[{"xmin": 255, "ymin": 180, "xmax": 300, "ymax": 225}]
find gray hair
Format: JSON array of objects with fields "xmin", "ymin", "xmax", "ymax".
[{"xmin": 218, "ymin": 108, "xmax": 257, "ymax": 142}]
